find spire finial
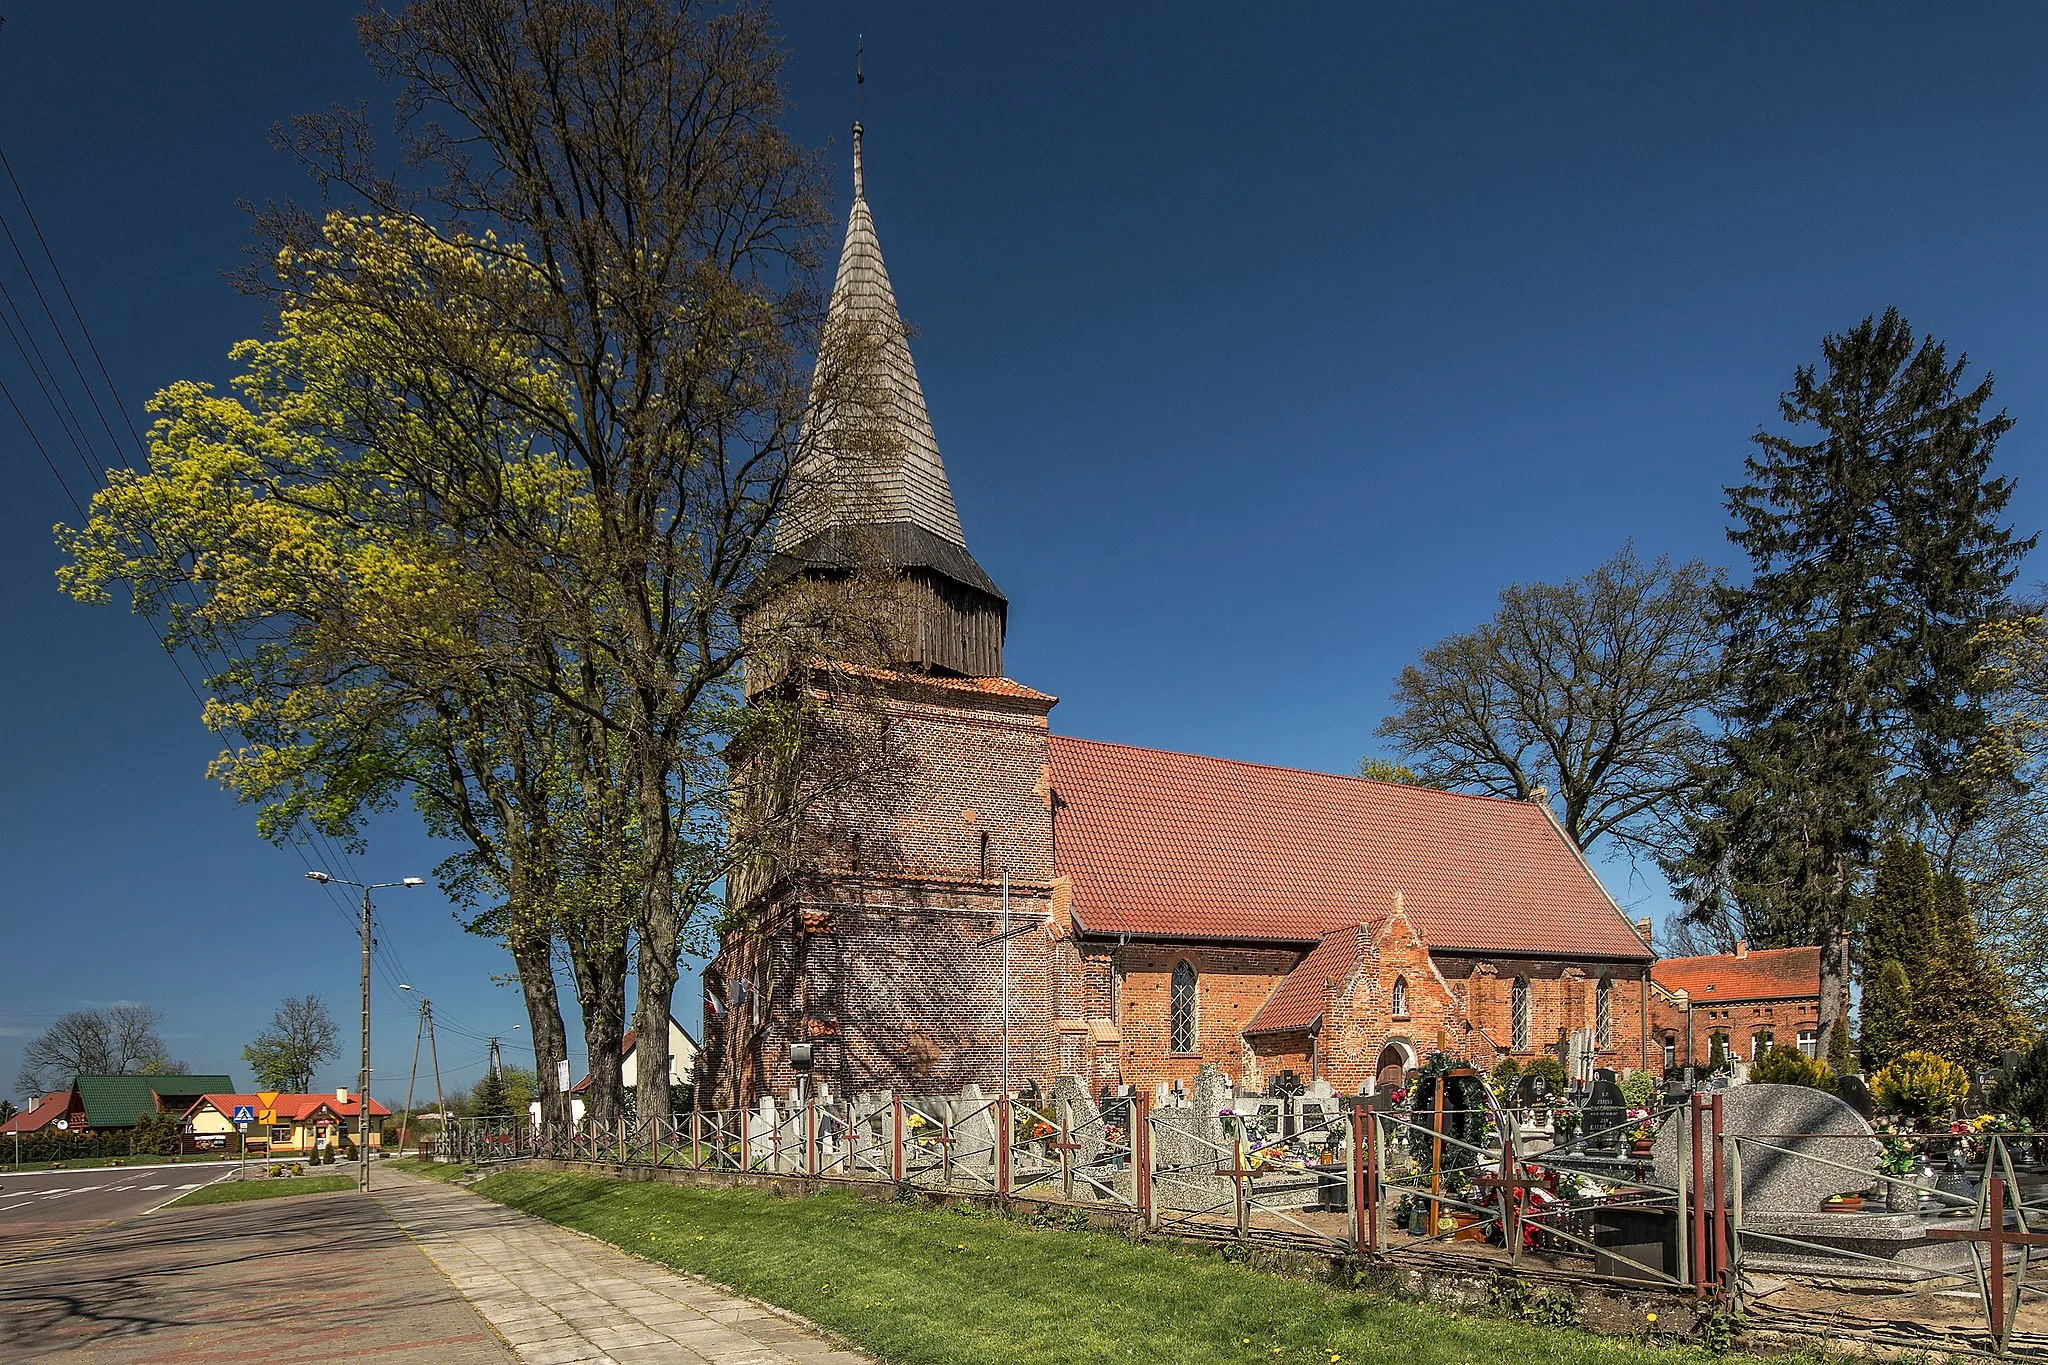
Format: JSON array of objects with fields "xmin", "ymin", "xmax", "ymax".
[{"xmin": 852, "ymin": 36, "xmax": 866, "ymax": 200}]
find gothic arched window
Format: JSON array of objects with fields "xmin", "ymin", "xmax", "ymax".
[
  {"xmin": 1169, "ymin": 961, "xmax": 1198, "ymax": 1054},
  {"xmin": 1511, "ymin": 976, "xmax": 1532, "ymax": 1052},
  {"xmin": 1595, "ymin": 976, "xmax": 1613, "ymax": 1049},
  {"xmin": 1391, "ymin": 975, "xmax": 1410, "ymax": 1019}
]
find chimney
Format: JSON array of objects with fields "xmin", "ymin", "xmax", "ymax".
[
  {"xmin": 1635, "ymin": 917, "xmax": 1654, "ymax": 947},
  {"xmin": 337, "ymin": 1087, "xmax": 350, "ymax": 1103},
  {"xmin": 1735, "ymin": 940, "xmax": 1749, "ymax": 959}
]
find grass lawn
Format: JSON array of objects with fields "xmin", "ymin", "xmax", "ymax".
[
  {"xmin": 171, "ymin": 1174, "xmax": 357, "ymax": 1207},
  {"xmin": 385, "ymin": 1158, "xmax": 475, "ymax": 1183},
  {"xmin": 475, "ymin": 1171, "xmax": 1759, "ymax": 1365}
]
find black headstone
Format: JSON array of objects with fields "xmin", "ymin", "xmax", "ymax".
[
  {"xmin": 1585, "ymin": 1074, "xmax": 1627, "ymax": 1151},
  {"xmin": 1832, "ymin": 1073, "xmax": 1876, "ymax": 1122},
  {"xmin": 1515, "ymin": 1073, "xmax": 1551, "ymax": 1108}
]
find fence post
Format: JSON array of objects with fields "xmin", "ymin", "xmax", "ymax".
[
  {"xmin": 690, "ymin": 1111, "xmax": 701, "ymax": 1169},
  {"xmin": 1674, "ymin": 1097, "xmax": 1690, "ymax": 1291},
  {"xmin": 1348, "ymin": 1102, "xmax": 1368, "ymax": 1255},
  {"xmin": 1502, "ymin": 1117, "xmax": 1520, "ymax": 1266},
  {"xmin": 996, "ymin": 1094, "xmax": 1012, "ymax": 1200},
  {"xmin": 805, "ymin": 1097, "xmax": 819, "ymax": 1178},
  {"xmin": 1688, "ymin": 1093, "xmax": 1706, "ymax": 1297},
  {"xmin": 1233, "ymin": 1131, "xmax": 1250, "ymax": 1240},
  {"xmin": 1727, "ymin": 1137, "xmax": 1745, "ymax": 1311},
  {"xmin": 1134, "ymin": 1094, "xmax": 1154, "ymax": 1228},
  {"xmin": 891, "ymin": 1096, "xmax": 905, "ymax": 1185},
  {"xmin": 1710, "ymin": 1091, "xmax": 1728, "ymax": 1293},
  {"xmin": 1059, "ymin": 1100, "xmax": 1074, "ymax": 1202}
]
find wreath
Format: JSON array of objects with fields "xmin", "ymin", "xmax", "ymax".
[{"xmin": 1406, "ymin": 1053, "xmax": 1491, "ymax": 1173}]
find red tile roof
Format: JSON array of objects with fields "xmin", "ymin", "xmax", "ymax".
[
  {"xmin": 1652, "ymin": 946, "xmax": 1820, "ymax": 1003},
  {"xmin": 1, "ymin": 1090, "xmax": 77, "ymax": 1134},
  {"xmin": 1245, "ymin": 927, "xmax": 1369, "ymax": 1035},
  {"xmin": 1047, "ymin": 736, "xmax": 1651, "ymax": 960},
  {"xmin": 187, "ymin": 1092, "xmax": 391, "ymax": 1121},
  {"xmin": 820, "ymin": 660, "xmax": 1057, "ymax": 703}
]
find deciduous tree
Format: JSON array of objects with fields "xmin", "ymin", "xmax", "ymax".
[
  {"xmin": 15, "ymin": 1005, "xmax": 179, "ymax": 1095},
  {"xmin": 242, "ymin": 995, "xmax": 341, "ymax": 1094},
  {"xmin": 1378, "ymin": 545, "xmax": 1722, "ymax": 856}
]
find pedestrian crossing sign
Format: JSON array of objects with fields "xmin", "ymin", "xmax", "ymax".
[{"xmin": 232, "ymin": 1104, "xmax": 256, "ymax": 1123}]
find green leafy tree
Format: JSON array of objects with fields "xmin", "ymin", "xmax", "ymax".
[
  {"xmin": 471, "ymin": 1068, "xmax": 510, "ymax": 1118},
  {"xmin": 1669, "ymin": 310, "xmax": 2034, "ymax": 1042},
  {"xmin": 1862, "ymin": 960, "xmax": 1914, "ymax": 1071},
  {"xmin": 242, "ymin": 995, "xmax": 339, "ymax": 1094},
  {"xmin": 1354, "ymin": 757, "xmax": 1433, "ymax": 786},
  {"xmin": 500, "ymin": 1066, "xmax": 536, "ymax": 1117},
  {"xmin": 1827, "ymin": 1019, "xmax": 1854, "ymax": 1074},
  {"xmin": 1378, "ymin": 545, "xmax": 1723, "ymax": 857},
  {"xmin": 1992, "ymin": 1033, "xmax": 2048, "ymax": 1126}
]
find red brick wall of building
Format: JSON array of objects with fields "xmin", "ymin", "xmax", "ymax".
[
  {"xmin": 1115, "ymin": 942, "xmax": 1300, "ymax": 1092},
  {"xmin": 1648, "ymin": 994, "xmax": 1820, "ymax": 1068}
]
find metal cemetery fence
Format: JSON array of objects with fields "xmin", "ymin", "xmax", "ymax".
[{"xmin": 433, "ymin": 1091, "xmax": 2048, "ymax": 1357}]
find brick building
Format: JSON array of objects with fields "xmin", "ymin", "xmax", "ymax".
[
  {"xmin": 697, "ymin": 122, "xmax": 1656, "ymax": 1109},
  {"xmin": 1649, "ymin": 943, "xmax": 1822, "ymax": 1070}
]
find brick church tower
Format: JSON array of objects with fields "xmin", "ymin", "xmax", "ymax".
[{"xmin": 701, "ymin": 123, "xmax": 1078, "ymax": 1108}]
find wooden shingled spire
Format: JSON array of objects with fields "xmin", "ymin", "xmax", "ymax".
[{"xmin": 773, "ymin": 119, "xmax": 1008, "ymax": 677}]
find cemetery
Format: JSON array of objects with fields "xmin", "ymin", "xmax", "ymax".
[{"xmin": 436, "ymin": 1034, "xmax": 2048, "ymax": 1359}]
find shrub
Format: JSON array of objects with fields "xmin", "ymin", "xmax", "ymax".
[
  {"xmin": 128, "ymin": 1110, "xmax": 183, "ymax": 1158},
  {"xmin": 1993, "ymin": 1033, "xmax": 2048, "ymax": 1126},
  {"xmin": 1872, "ymin": 1050, "xmax": 1969, "ymax": 1121},
  {"xmin": 1827, "ymin": 1018, "xmax": 1855, "ymax": 1074},
  {"xmin": 1488, "ymin": 1057, "xmax": 1522, "ymax": 1100},
  {"xmin": 1751, "ymin": 1045, "xmax": 1834, "ymax": 1090},
  {"xmin": 1618, "ymin": 1071, "xmax": 1658, "ymax": 1108},
  {"xmin": 1520, "ymin": 1056, "xmax": 1567, "ymax": 1092}
]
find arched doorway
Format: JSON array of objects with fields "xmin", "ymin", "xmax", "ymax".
[{"xmin": 1374, "ymin": 1037, "xmax": 1416, "ymax": 1093}]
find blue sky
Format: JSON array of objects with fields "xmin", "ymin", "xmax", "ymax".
[{"xmin": 2, "ymin": 4, "xmax": 2044, "ymax": 1105}]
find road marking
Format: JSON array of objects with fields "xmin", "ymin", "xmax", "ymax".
[
  {"xmin": 139, "ymin": 1184, "xmax": 166, "ymax": 1190},
  {"xmin": 177, "ymin": 1183, "xmax": 201, "ymax": 1190},
  {"xmin": 0, "ymin": 1202, "xmax": 33, "ymax": 1212}
]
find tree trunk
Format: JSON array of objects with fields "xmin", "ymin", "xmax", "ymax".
[{"xmin": 509, "ymin": 922, "xmax": 572, "ymax": 1131}]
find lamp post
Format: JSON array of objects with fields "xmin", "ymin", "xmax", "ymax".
[{"xmin": 306, "ymin": 871, "xmax": 423, "ymax": 1190}]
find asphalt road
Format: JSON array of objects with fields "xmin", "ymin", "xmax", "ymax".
[{"xmin": 0, "ymin": 1163, "xmax": 233, "ymax": 1254}]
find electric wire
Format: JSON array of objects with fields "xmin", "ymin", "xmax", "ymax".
[{"xmin": 0, "ymin": 144, "xmax": 465, "ymax": 1035}]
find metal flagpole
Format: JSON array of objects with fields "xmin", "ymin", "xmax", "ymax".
[{"xmin": 1000, "ymin": 867, "xmax": 1011, "ymax": 1096}]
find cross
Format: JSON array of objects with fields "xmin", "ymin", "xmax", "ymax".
[{"xmin": 1928, "ymin": 1176, "xmax": 2048, "ymax": 1348}]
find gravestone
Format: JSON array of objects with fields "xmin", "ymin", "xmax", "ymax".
[
  {"xmin": 1584, "ymin": 1073, "xmax": 1627, "ymax": 1151},
  {"xmin": 1832, "ymin": 1074, "xmax": 1875, "ymax": 1122},
  {"xmin": 1051, "ymin": 1074, "xmax": 1105, "ymax": 1165},
  {"xmin": 1191, "ymin": 1064, "xmax": 1229, "ymax": 1122},
  {"xmin": 1153, "ymin": 1081, "xmax": 1172, "ymax": 1110},
  {"xmin": 954, "ymin": 1083, "xmax": 997, "ymax": 1176},
  {"xmin": 1301, "ymin": 1078, "xmax": 1338, "ymax": 1136},
  {"xmin": 1650, "ymin": 1083, "xmax": 1879, "ymax": 1211}
]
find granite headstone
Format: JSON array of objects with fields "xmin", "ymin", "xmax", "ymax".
[{"xmin": 1650, "ymin": 1083, "xmax": 1879, "ymax": 1211}]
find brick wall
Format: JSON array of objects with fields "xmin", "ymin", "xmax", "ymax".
[
  {"xmin": 1115, "ymin": 942, "xmax": 1300, "ymax": 1092},
  {"xmin": 1648, "ymin": 994, "xmax": 1820, "ymax": 1068}
]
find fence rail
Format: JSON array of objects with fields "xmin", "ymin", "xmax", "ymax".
[{"xmin": 428, "ymin": 1094, "xmax": 2048, "ymax": 1357}]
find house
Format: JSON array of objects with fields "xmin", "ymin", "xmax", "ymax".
[
  {"xmin": 697, "ymin": 119, "xmax": 1658, "ymax": 1108},
  {"xmin": 75, "ymin": 1074, "xmax": 234, "ymax": 1131},
  {"xmin": 183, "ymin": 1089, "xmax": 390, "ymax": 1156},
  {"xmin": 0, "ymin": 1084, "xmax": 86, "ymax": 1135},
  {"xmin": 545, "ymin": 1018, "xmax": 702, "ymax": 1125},
  {"xmin": 1650, "ymin": 942, "xmax": 1822, "ymax": 1069}
]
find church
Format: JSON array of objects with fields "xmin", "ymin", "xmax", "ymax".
[{"xmin": 698, "ymin": 123, "xmax": 1657, "ymax": 1111}]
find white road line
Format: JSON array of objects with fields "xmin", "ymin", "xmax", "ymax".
[
  {"xmin": 139, "ymin": 1184, "xmax": 166, "ymax": 1191},
  {"xmin": 176, "ymin": 1183, "xmax": 201, "ymax": 1190},
  {"xmin": 0, "ymin": 1202, "xmax": 33, "ymax": 1213}
]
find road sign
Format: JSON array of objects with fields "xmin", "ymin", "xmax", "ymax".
[{"xmin": 232, "ymin": 1104, "xmax": 256, "ymax": 1123}]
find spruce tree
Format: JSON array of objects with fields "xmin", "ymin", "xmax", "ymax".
[
  {"xmin": 1670, "ymin": 309, "xmax": 2033, "ymax": 1042},
  {"xmin": 471, "ymin": 1068, "xmax": 510, "ymax": 1118}
]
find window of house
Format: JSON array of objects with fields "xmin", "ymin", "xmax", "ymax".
[
  {"xmin": 1752, "ymin": 1029, "xmax": 1773, "ymax": 1060},
  {"xmin": 1511, "ymin": 976, "xmax": 1532, "ymax": 1052},
  {"xmin": 1391, "ymin": 975, "xmax": 1409, "ymax": 1019},
  {"xmin": 1169, "ymin": 961, "xmax": 1198, "ymax": 1054},
  {"xmin": 270, "ymin": 1125, "xmax": 292, "ymax": 1144},
  {"xmin": 1797, "ymin": 1030, "xmax": 1818, "ymax": 1059},
  {"xmin": 1662, "ymin": 1035, "xmax": 1677, "ymax": 1070},
  {"xmin": 1595, "ymin": 976, "xmax": 1613, "ymax": 1049}
]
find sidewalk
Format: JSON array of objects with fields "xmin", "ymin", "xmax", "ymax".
[{"xmin": 374, "ymin": 1170, "xmax": 870, "ymax": 1365}]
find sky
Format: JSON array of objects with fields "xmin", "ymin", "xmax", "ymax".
[{"xmin": 1, "ymin": 4, "xmax": 2045, "ymax": 1106}]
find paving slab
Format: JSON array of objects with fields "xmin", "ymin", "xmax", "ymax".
[
  {"xmin": 374, "ymin": 1169, "xmax": 870, "ymax": 1364},
  {"xmin": 0, "ymin": 1186, "xmax": 511, "ymax": 1361}
]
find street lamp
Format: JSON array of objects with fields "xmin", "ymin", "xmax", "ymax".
[{"xmin": 305, "ymin": 871, "xmax": 423, "ymax": 1190}]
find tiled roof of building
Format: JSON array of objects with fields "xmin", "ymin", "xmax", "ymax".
[
  {"xmin": 822, "ymin": 660, "xmax": 1055, "ymax": 703},
  {"xmin": 77, "ymin": 1074, "xmax": 234, "ymax": 1129},
  {"xmin": 187, "ymin": 1092, "xmax": 391, "ymax": 1121},
  {"xmin": 1652, "ymin": 945, "xmax": 1820, "ymax": 1003},
  {"xmin": 779, "ymin": 123, "xmax": 975, "ymax": 558},
  {"xmin": 1245, "ymin": 928, "xmax": 1368, "ymax": 1035},
  {"xmin": 1047, "ymin": 736, "xmax": 1652, "ymax": 960},
  {"xmin": 0, "ymin": 1088, "xmax": 76, "ymax": 1134}
]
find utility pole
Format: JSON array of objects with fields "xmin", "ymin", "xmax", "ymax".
[
  {"xmin": 428, "ymin": 1002, "xmax": 446, "ymax": 1132},
  {"xmin": 358, "ymin": 883, "xmax": 373, "ymax": 1193},
  {"xmin": 401, "ymin": 997, "xmax": 427, "ymax": 1153},
  {"xmin": 305, "ymin": 870, "xmax": 424, "ymax": 1191},
  {"xmin": 488, "ymin": 1037, "xmax": 503, "ymax": 1082}
]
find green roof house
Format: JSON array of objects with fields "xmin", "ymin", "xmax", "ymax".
[{"xmin": 75, "ymin": 1074, "xmax": 234, "ymax": 1130}]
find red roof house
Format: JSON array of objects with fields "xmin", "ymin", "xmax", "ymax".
[
  {"xmin": 1, "ymin": 1085, "xmax": 85, "ymax": 1135},
  {"xmin": 1650, "ymin": 943, "xmax": 1823, "ymax": 1069}
]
